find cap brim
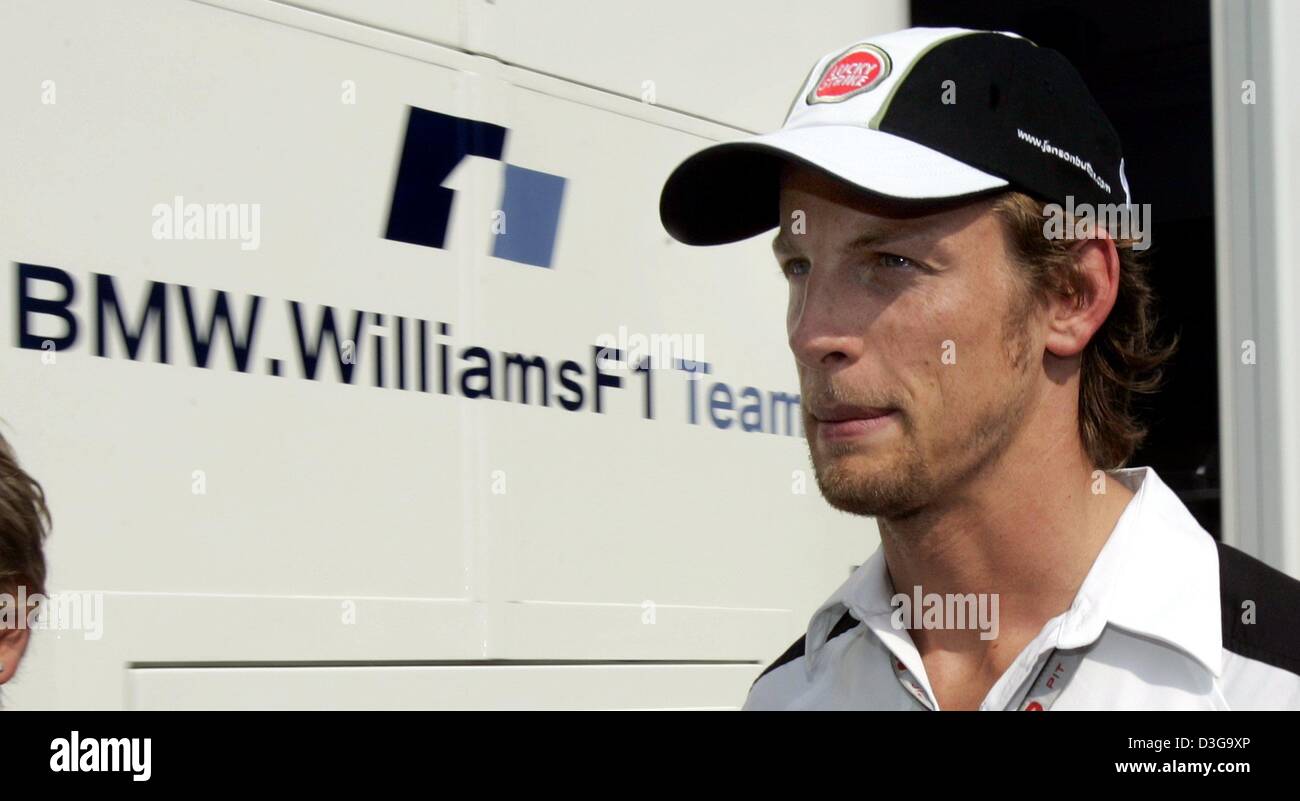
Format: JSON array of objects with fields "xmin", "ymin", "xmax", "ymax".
[{"xmin": 659, "ymin": 125, "xmax": 1011, "ymax": 246}]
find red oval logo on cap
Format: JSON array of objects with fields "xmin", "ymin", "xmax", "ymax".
[{"xmin": 808, "ymin": 44, "xmax": 891, "ymax": 104}]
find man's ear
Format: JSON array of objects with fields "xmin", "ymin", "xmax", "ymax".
[
  {"xmin": 1042, "ymin": 233, "xmax": 1121, "ymax": 358},
  {"xmin": 0, "ymin": 618, "xmax": 30, "ymax": 685}
]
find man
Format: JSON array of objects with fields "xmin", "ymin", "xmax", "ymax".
[
  {"xmin": 659, "ymin": 27, "xmax": 1300, "ymax": 709},
  {"xmin": 0, "ymin": 432, "xmax": 50, "ymax": 699}
]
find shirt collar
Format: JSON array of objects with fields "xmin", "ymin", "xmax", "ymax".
[{"xmin": 802, "ymin": 466, "xmax": 1223, "ymax": 678}]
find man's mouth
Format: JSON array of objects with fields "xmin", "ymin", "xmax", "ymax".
[{"xmin": 812, "ymin": 404, "xmax": 899, "ymax": 442}]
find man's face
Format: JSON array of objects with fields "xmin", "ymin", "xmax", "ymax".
[
  {"xmin": 0, "ymin": 587, "xmax": 29, "ymax": 687},
  {"xmin": 776, "ymin": 165, "xmax": 1042, "ymax": 519}
]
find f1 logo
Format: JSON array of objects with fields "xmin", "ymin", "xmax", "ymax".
[{"xmin": 384, "ymin": 106, "xmax": 566, "ymax": 268}]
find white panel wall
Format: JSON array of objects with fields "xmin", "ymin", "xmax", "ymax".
[
  {"xmin": 0, "ymin": 0, "xmax": 894, "ymax": 708},
  {"xmin": 282, "ymin": 0, "xmax": 910, "ymax": 132},
  {"xmin": 127, "ymin": 664, "xmax": 757, "ymax": 710},
  {"xmin": 1212, "ymin": 0, "xmax": 1300, "ymax": 578},
  {"xmin": 1264, "ymin": 0, "xmax": 1300, "ymax": 577}
]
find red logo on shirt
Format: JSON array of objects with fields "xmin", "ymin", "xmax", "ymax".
[
  {"xmin": 808, "ymin": 44, "xmax": 891, "ymax": 104},
  {"xmin": 1025, "ymin": 701, "xmax": 1044, "ymax": 711}
]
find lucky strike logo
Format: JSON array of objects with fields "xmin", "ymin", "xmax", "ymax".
[{"xmin": 808, "ymin": 44, "xmax": 891, "ymax": 104}]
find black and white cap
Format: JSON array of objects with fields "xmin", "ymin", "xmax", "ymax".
[{"xmin": 659, "ymin": 27, "xmax": 1132, "ymax": 246}]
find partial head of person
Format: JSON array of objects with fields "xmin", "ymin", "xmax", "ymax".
[
  {"xmin": 660, "ymin": 26, "xmax": 1174, "ymax": 521},
  {"xmin": 0, "ymin": 432, "xmax": 50, "ymax": 691}
]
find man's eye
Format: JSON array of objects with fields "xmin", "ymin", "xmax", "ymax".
[
  {"xmin": 780, "ymin": 258, "xmax": 810, "ymax": 278},
  {"xmin": 878, "ymin": 253, "xmax": 919, "ymax": 270}
]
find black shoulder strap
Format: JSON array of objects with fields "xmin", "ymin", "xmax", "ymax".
[
  {"xmin": 751, "ymin": 607, "xmax": 861, "ymax": 687},
  {"xmin": 1217, "ymin": 541, "xmax": 1300, "ymax": 676}
]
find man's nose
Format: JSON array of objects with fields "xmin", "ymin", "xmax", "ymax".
[{"xmin": 788, "ymin": 269, "xmax": 865, "ymax": 370}]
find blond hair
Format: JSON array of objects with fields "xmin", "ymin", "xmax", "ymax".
[{"xmin": 993, "ymin": 192, "xmax": 1178, "ymax": 469}]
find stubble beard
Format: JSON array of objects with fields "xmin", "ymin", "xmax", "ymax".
[{"xmin": 806, "ymin": 292, "xmax": 1038, "ymax": 521}]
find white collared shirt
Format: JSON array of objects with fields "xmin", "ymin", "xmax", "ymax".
[{"xmin": 743, "ymin": 466, "xmax": 1300, "ymax": 710}]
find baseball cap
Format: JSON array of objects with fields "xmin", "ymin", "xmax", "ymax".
[{"xmin": 659, "ymin": 26, "xmax": 1132, "ymax": 246}]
